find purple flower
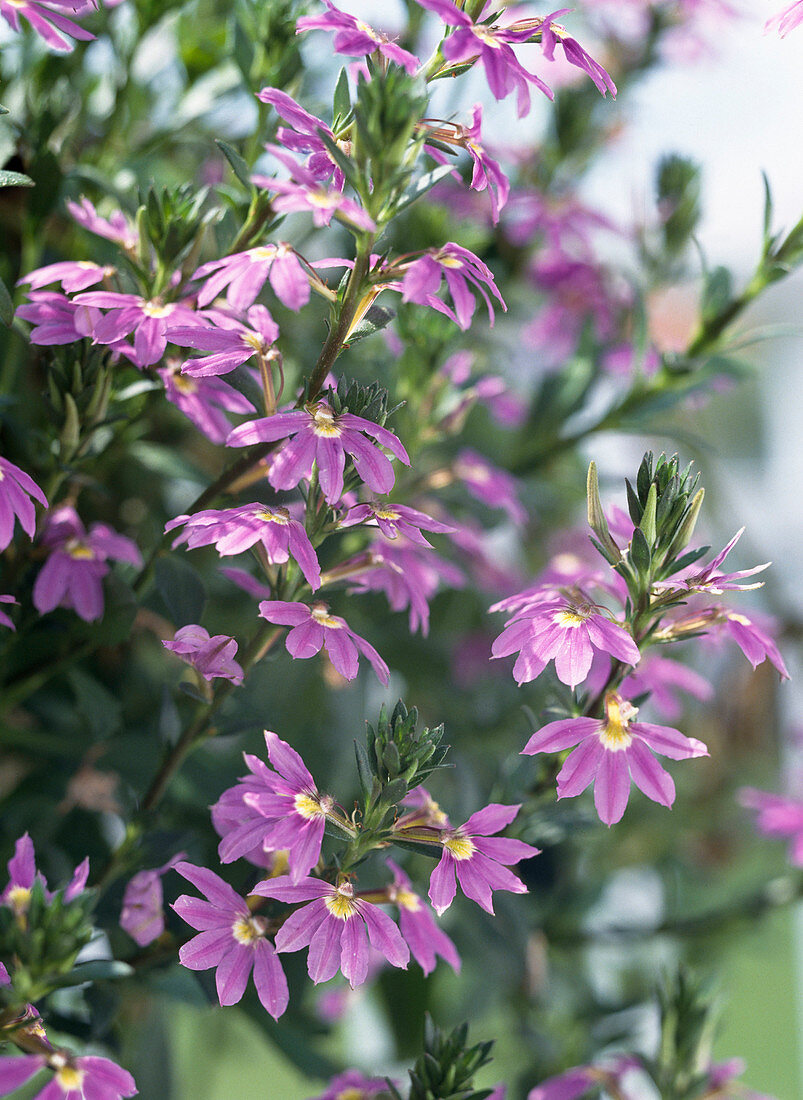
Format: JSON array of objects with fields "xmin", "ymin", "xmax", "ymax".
[
  {"xmin": 0, "ymin": 595, "xmax": 17, "ymax": 631},
  {"xmin": 386, "ymin": 859, "xmax": 460, "ymax": 976},
  {"xmin": 33, "ymin": 505, "xmax": 142, "ymax": 623},
  {"xmin": 491, "ymin": 591, "xmax": 640, "ymax": 688},
  {"xmin": 253, "ymin": 146, "xmax": 376, "ymax": 233},
  {"xmin": 740, "ymin": 789, "xmax": 803, "ymax": 866},
  {"xmin": 162, "ymin": 625, "xmax": 244, "ymax": 684},
  {"xmin": 166, "ymin": 503, "xmax": 320, "ymax": 590},
  {"xmin": 311, "ymin": 1070, "xmax": 391, "ymax": 1100},
  {"xmin": 17, "ymin": 261, "xmax": 112, "ymax": 294},
  {"xmin": 527, "ymin": 1056, "xmax": 641, "ymax": 1100},
  {"xmin": 348, "ymin": 538, "xmax": 465, "ymax": 636},
  {"xmin": 398, "ymin": 244, "xmax": 506, "ymax": 330},
  {"xmin": 15, "ymin": 291, "xmax": 101, "ymax": 346},
  {"xmin": 618, "ymin": 654, "xmax": 714, "ymax": 721},
  {"xmin": 158, "ymin": 362, "xmax": 255, "ymax": 445},
  {"xmin": 721, "ymin": 610, "xmax": 789, "ymax": 680},
  {"xmin": 340, "ymin": 501, "xmax": 454, "ymax": 548},
  {"xmin": 0, "ymin": 457, "xmax": 47, "ymax": 550},
  {"xmin": 537, "ymin": 13, "xmax": 617, "ymax": 96},
  {"xmin": 522, "ymin": 692, "xmax": 709, "ymax": 826},
  {"xmin": 72, "ymin": 291, "xmax": 198, "ymax": 368},
  {"xmin": 680, "ymin": 528, "xmax": 770, "ymax": 593},
  {"xmin": 172, "ymin": 862, "xmax": 289, "ymax": 1019},
  {"xmin": 168, "ymin": 306, "xmax": 280, "ymax": 378},
  {"xmin": 766, "ymin": 1, "xmax": 803, "ymax": 35},
  {"xmin": 426, "ymin": 803, "xmax": 538, "ymax": 916},
  {"xmin": 257, "ymin": 88, "xmax": 345, "ymax": 190},
  {"xmin": 212, "ymin": 753, "xmax": 285, "ymax": 870},
  {"xmin": 258, "ymin": 600, "xmax": 390, "ymax": 685},
  {"xmin": 423, "ymin": 105, "xmax": 510, "ymax": 224},
  {"xmin": 120, "ymin": 855, "xmax": 184, "ymax": 947},
  {"xmin": 2, "ymin": 833, "xmax": 89, "ymax": 918},
  {"xmin": 192, "ymin": 243, "xmax": 310, "ymax": 313},
  {"xmin": 233, "ymin": 730, "xmax": 339, "ymax": 882},
  {"xmin": 252, "ymin": 875, "xmax": 409, "ymax": 989},
  {"xmin": 227, "ymin": 401, "xmax": 410, "ymax": 506},
  {"xmin": 296, "ymin": 1, "xmax": 420, "ymax": 74},
  {"xmin": 524, "ymin": 252, "xmax": 619, "ymax": 365},
  {"xmin": 0, "ymin": 1053, "xmax": 137, "ymax": 1099},
  {"xmin": 66, "ymin": 197, "xmax": 138, "ymax": 251},
  {"xmin": 454, "ymin": 449, "xmax": 526, "ymax": 525},
  {"xmin": 0, "ymin": 0, "xmax": 96, "ymax": 52}
]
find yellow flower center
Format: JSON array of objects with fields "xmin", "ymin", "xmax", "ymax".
[
  {"xmin": 172, "ymin": 374, "xmax": 197, "ymax": 394},
  {"xmin": 311, "ymin": 604, "xmax": 342, "ymax": 629},
  {"xmin": 311, "ymin": 406, "xmax": 342, "ymax": 438},
  {"xmin": 336, "ymin": 1089, "xmax": 364, "ymax": 1100},
  {"xmin": 395, "ymin": 888, "xmax": 421, "ymax": 912},
  {"xmin": 728, "ymin": 612, "xmax": 750, "ymax": 626},
  {"xmin": 553, "ymin": 610, "xmax": 587, "ymax": 628},
  {"xmin": 308, "ymin": 190, "xmax": 333, "ymax": 208},
  {"xmin": 6, "ymin": 885, "xmax": 31, "ymax": 914},
  {"xmin": 141, "ymin": 300, "xmax": 173, "ymax": 318},
  {"xmin": 438, "ymin": 253, "xmax": 464, "ymax": 269},
  {"xmin": 474, "ymin": 26, "xmax": 502, "ymax": 48},
  {"xmin": 374, "ymin": 507, "xmax": 401, "ymax": 520},
  {"xmin": 66, "ymin": 539, "xmax": 95, "ymax": 561},
  {"xmin": 231, "ymin": 915, "xmax": 264, "ymax": 945},
  {"xmin": 294, "ymin": 792, "xmax": 324, "ymax": 819},
  {"xmin": 243, "ymin": 331, "xmax": 269, "ymax": 352},
  {"xmin": 599, "ymin": 693, "xmax": 636, "ymax": 752},
  {"xmin": 443, "ymin": 834, "xmax": 476, "ymax": 861},
  {"xmin": 325, "ymin": 883, "xmax": 358, "ymax": 921},
  {"xmin": 56, "ymin": 1066, "xmax": 85, "ymax": 1090},
  {"xmin": 257, "ymin": 509, "xmax": 290, "ymax": 525},
  {"xmin": 251, "ymin": 245, "xmax": 278, "ymax": 261}
]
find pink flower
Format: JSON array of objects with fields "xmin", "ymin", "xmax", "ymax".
[
  {"xmin": 417, "ymin": 0, "xmax": 552, "ymax": 117},
  {"xmin": 527, "ymin": 1056, "xmax": 641, "ymax": 1099},
  {"xmin": 0, "ymin": 0, "xmax": 96, "ymax": 52},
  {"xmin": 252, "ymin": 875, "xmax": 409, "ymax": 989},
  {"xmin": 258, "ymin": 600, "xmax": 390, "ymax": 685},
  {"xmin": 256, "ymin": 88, "xmax": 345, "ymax": 190},
  {"xmin": 296, "ymin": 1, "xmax": 420, "ymax": 74},
  {"xmin": 0, "ymin": 595, "xmax": 17, "ymax": 631},
  {"xmin": 212, "ymin": 752, "xmax": 287, "ymax": 869},
  {"xmin": 234, "ymin": 731, "xmax": 336, "ymax": 882},
  {"xmin": 491, "ymin": 592, "xmax": 640, "ymax": 688},
  {"xmin": 172, "ymin": 862, "xmax": 288, "ymax": 1019},
  {"xmin": 454, "ymin": 449, "xmax": 526, "ymax": 525},
  {"xmin": 427, "ymin": 803, "xmax": 538, "ymax": 916},
  {"xmin": 253, "ymin": 146, "xmax": 376, "ymax": 233},
  {"xmin": 162, "ymin": 625, "xmax": 244, "ymax": 684},
  {"xmin": 192, "ymin": 244, "xmax": 310, "ymax": 313},
  {"xmin": 523, "ymin": 692, "xmax": 709, "ymax": 826},
  {"xmin": 348, "ymin": 538, "xmax": 465, "ymax": 636},
  {"xmin": 0, "ymin": 457, "xmax": 48, "ymax": 550},
  {"xmin": 721, "ymin": 610, "xmax": 789, "ymax": 680},
  {"xmin": 537, "ymin": 12, "xmax": 617, "ymax": 96},
  {"xmin": 311, "ymin": 1071, "xmax": 391, "ymax": 1100},
  {"xmin": 72, "ymin": 291, "xmax": 198, "ymax": 368},
  {"xmin": 679, "ymin": 528, "xmax": 770, "ymax": 593},
  {"xmin": 66, "ymin": 197, "xmax": 137, "ymax": 250},
  {"xmin": 120, "ymin": 856, "xmax": 184, "ymax": 947},
  {"xmin": 398, "ymin": 244, "xmax": 506, "ymax": 330},
  {"xmin": 618, "ymin": 654, "xmax": 713, "ymax": 721},
  {"xmin": 168, "ymin": 306, "xmax": 279, "ymax": 378},
  {"xmin": 32, "ymin": 505, "xmax": 142, "ymax": 623},
  {"xmin": 740, "ymin": 788, "xmax": 803, "ymax": 866},
  {"xmin": 0, "ymin": 1053, "xmax": 137, "ymax": 1099},
  {"xmin": 2, "ymin": 833, "xmax": 88, "ymax": 917},
  {"xmin": 339, "ymin": 501, "xmax": 454, "ymax": 547},
  {"xmin": 386, "ymin": 859, "xmax": 460, "ymax": 975},
  {"xmin": 17, "ymin": 261, "xmax": 112, "ymax": 294},
  {"xmin": 227, "ymin": 401, "xmax": 410, "ymax": 506},
  {"xmin": 766, "ymin": 1, "xmax": 803, "ymax": 35},
  {"xmin": 166, "ymin": 503, "xmax": 320, "ymax": 589},
  {"xmin": 423, "ymin": 105, "xmax": 510, "ymax": 224},
  {"xmin": 15, "ymin": 291, "xmax": 101, "ymax": 346},
  {"xmin": 158, "ymin": 362, "xmax": 255, "ymax": 445}
]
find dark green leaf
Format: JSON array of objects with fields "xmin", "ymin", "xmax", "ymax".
[
  {"xmin": 333, "ymin": 67, "xmax": 351, "ymax": 125},
  {"xmin": 0, "ymin": 276, "xmax": 13, "ymax": 327},
  {"xmin": 215, "ymin": 139, "xmax": 253, "ymax": 190},
  {"xmin": 155, "ymin": 556, "xmax": 207, "ymax": 627}
]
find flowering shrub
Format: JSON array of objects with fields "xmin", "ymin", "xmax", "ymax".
[{"xmin": 0, "ymin": 1, "xmax": 801, "ymax": 1098}]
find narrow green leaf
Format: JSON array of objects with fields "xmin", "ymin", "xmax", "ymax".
[
  {"xmin": 333, "ymin": 67, "xmax": 351, "ymax": 125},
  {"xmin": 392, "ymin": 164, "xmax": 455, "ymax": 216},
  {"xmin": 0, "ymin": 276, "xmax": 13, "ymax": 327},
  {"xmin": 215, "ymin": 139, "xmax": 252, "ymax": 190},
  {"xmin": 0, "ymin": 169, "xmax": 34, "ymax": 188}
]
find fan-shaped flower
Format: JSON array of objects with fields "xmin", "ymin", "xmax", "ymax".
[{"xmin": 0, "ymin": 457, "xmax": 47, "ymax": 551}]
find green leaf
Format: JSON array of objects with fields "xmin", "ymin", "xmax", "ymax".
[
  {"xmin": 392, "ymin": 164, "xmax": 455, "ymax": 216},
  {"xmin": 215, "ymin": 139, "xmax": 253, "ymax": 190},
  {"xmin": 315, "ymin": 127, "xmax": 361, "ymax": 191},
  {"xmin": 56, "ymin": 959, "xmax": 134, "ymax": 987},
  {"xmin": 354, "ymin": 738, "xmax": 374, "ymax": 801},
  {"xmin": 345, "ymin": 302, "xmax": 395, "ymax": 345},
  {"xmin": 630, "ymin": 526, "xmax": 651, "ymax": 574},
  {"xmin": 68, "ymin": 669, "xmax": 122, "ymax": 741},
  {"xmin": 333, "ymin": 67, "xmax": 351, "ymax": 125},
  {"xmin": 0, "ymin": 276, "xmax": 13, "ymax": 327},
  {"xmin": 0, "ymin": 169, "xmax": 34, "ymax": 188},
  {"xmin": 700, "ymin": 265, "xmax": 733, "ymax": 324},
  {"xmin": 155, "ymin": 556, "xmax": 207, "ymax": 627}
]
